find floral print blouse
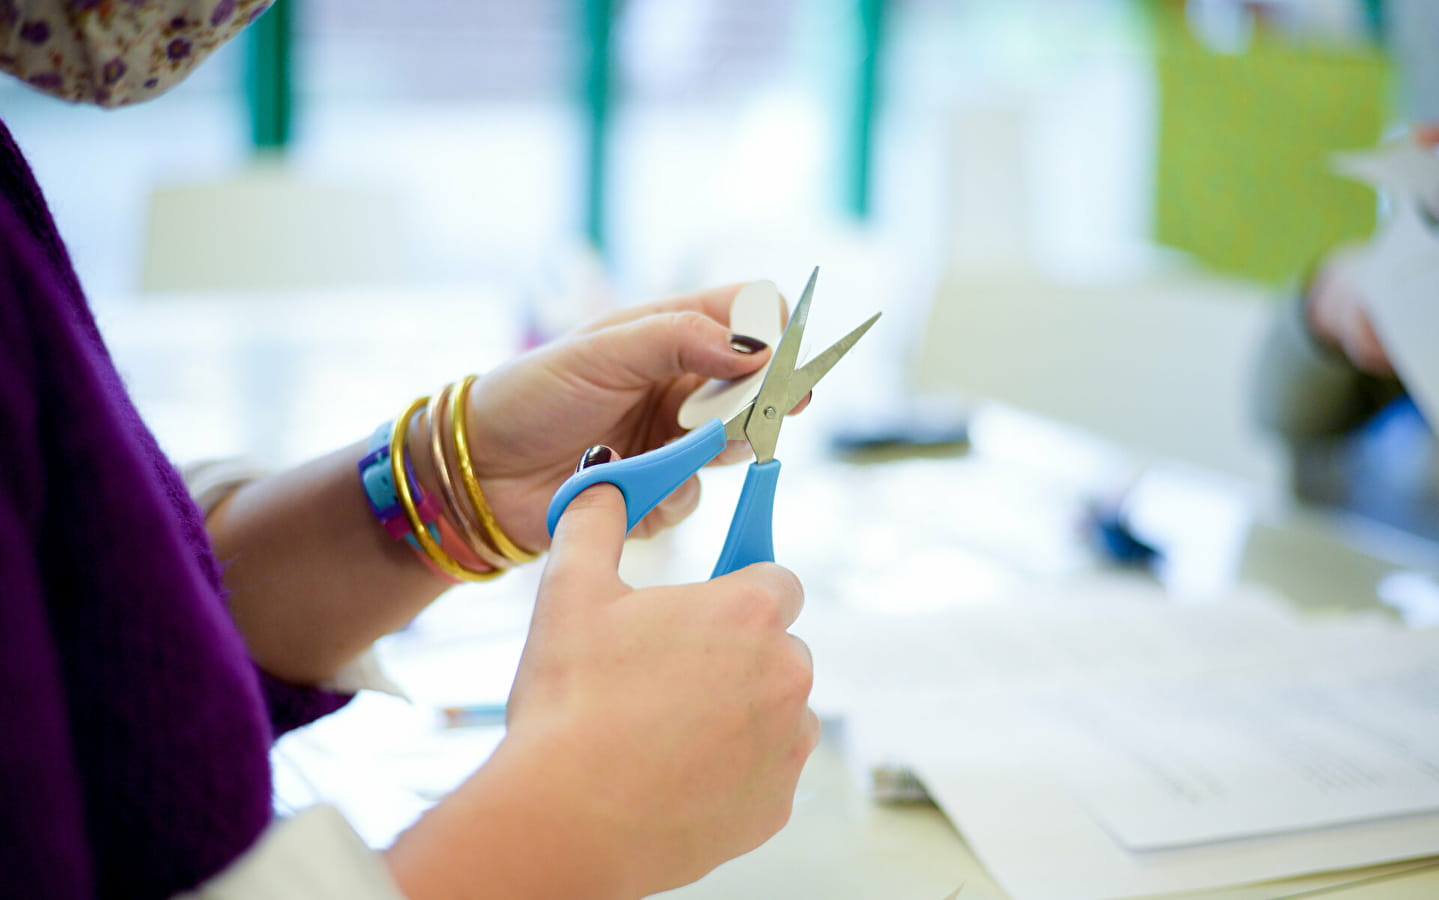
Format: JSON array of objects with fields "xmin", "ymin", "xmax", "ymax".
[{"xmin": 0, "ymin": 0, "xmax": 275, "ymax": 107}]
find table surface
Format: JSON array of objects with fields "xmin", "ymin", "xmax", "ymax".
[
  {"xmin": 652, "ymin": 503, "xmax": 1439, "ymax": 900},
  {"xmin": 301, "ymin": 452, "xmax": 1435, "ymax": 900},
  {"xmin": 657, "ymin": 453, "xmax": 1439, "ymax": 899},
  {"xmin": 161, "ymin": 285, "xmax": 1435, "ymax": 899}
]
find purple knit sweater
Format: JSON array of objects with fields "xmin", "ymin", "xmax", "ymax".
[{"xmin": 0, "ymin": 120, "xmax": 349, "ymax": 898}]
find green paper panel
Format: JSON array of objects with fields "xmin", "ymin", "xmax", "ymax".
[{"xmin": 1153, "ymin": 27, "xmax": 1391, "ymax": 284}]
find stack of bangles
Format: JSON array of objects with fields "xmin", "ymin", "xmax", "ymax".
[{"xmin": 358, "ymin": 374, "xmax": 540, "ymax": 583}]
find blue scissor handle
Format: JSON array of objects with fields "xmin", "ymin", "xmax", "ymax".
[
  {"xmin": 547, "ymin": 417, "xmax": 730, "ymax": 537},
  {"xmin": 711, "ymin": 459, "xmax": 781, "ymax": 577}
]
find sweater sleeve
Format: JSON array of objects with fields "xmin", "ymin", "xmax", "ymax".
[
  {"xmin": 0, "ymin": 275, "xmax": 95, "ymax": 899},
  {"xmin": 175, "ymin": 806, "xmax": 410, "ymax": 900},
  {"xmin": 180, "ymin": 459, "xmax": 409, "ymax": 720}
]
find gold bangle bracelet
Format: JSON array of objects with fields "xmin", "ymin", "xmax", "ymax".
[
  {"xmin": 451, "ymin": 375, "xmax": 540, "ymax": 564},
  {"xmin": 391, "ymin": 397, "xmax": 502, "ymax": 582},
  {"xmin": 426, "ymin": 384, "xmax": 510, "ymax": 571}
]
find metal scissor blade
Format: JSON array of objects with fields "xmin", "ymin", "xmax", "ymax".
[
  {"xmin": 721, "ymin": 310, "xmax": 881, "ymax": 441},
  {"xmin": 782, "ymin": 311, "xmax": 880, "ymax": 411},
  {"xmin": 723, "ymin": 409, "xmax": 749, "ymax": 441},
  {"xmin": 744, "ymin": 266, "xmax": 818, "ymax": 462}
]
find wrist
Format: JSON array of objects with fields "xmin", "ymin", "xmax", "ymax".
[
  {"xmin": 362, "ymin": 379, "xmax": 541, "ymax": 583},
  {"xmin": 387, "ymin": 732, "xmax": 638, "ymax": 900},
  {"xmin": 405, "ymin": 409, "xmax": 497, "ymax": 575},
  {"xmin": 358, "ymin": 415, "xmax": 497, "ymax": 583},
  {"xmin": 451, "ymin": 376, "xmax": 541, "ymax": 563}
]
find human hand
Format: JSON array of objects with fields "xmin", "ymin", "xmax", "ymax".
[
  {"xmin": 1305, "ymin": 246, "xmax": 1393, "ymax": 375},
  {"xmin": 385, "ymin": 480, "xmax": 818, "ymax": 898},
  {"xmin": 505, "ymin": 479, "xmax": 818, "ymax": 895},
  {"xmin": 1305, "ymin": 123, "xmax": 1439, "ymax": 376},
  {"xmin": 459, "ymin": 284, "xmax": 803, "ymax": 552}
]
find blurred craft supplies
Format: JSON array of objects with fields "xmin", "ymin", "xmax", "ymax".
[
  {"xmin": 819, "ymin": 586, "xmax": 1439, "ymax": 900},
  {"xmin": 547, "ymin": 268, "xmax": 880, "ymax": 578},
  {"xmin": 439, "ymin": 703, "xmax": 507, "ymax": 729},
  {"xmin": 1332, "ymin": 141, "xmax": 1439, "ymax": 428}
]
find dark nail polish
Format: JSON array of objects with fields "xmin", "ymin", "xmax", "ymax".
[
  {"xmin": 729, "ymin": 334, "xmax": 768, "ymax": 354},
  {"xmin": 577, "ymin": 444, "xmax": 614, "ymax": 472}
]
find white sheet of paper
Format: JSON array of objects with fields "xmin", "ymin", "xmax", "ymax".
[
  {"xmin": 806, "ymin": 579, "xmax": 1307, "ymax": 718},
  {"xmin": 1347, "ymin": 201, "xmax": 1439, "ymax": 429},
  {"xmin": 1051, "ymin": 642, "xmax": 1439, "ymax": 849},
  {"xmin": 677, "ymin": 280, "xmax": 785, "ymax": 429},
  {"xmin": 1332, "ymin": 142, "xmax": 1439, "ymax": 199},
  {"xmin": 849, "ymin": 626, "xmax": 1439, "ymax": 900}
]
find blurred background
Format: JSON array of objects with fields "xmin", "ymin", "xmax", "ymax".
[
  {"xmin": 10, "ymin": 0, "xmax": 1439, "ymax": 854},
  {"xmin": 1, "ymin": 0, "xmax": 1401, "ymax": 469},
  {"xmin": 9, "ymin": 0, "xmax": 1430, "ymax": 597}
]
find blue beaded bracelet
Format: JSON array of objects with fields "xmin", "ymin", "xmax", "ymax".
[{"xmin": 358, "ymin": 421, "xmax": 441, "ymax": 549}]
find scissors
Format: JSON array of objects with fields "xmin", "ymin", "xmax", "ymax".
[{"xmin": 546, "ymin": 267, "xmax": 880, "ymax": 578}]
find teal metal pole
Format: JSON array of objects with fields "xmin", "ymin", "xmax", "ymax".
[
  {"xmin": 845, "ymin": 0, "xmax": 885, "ymax": 219},
  {"xmin": 581, "ymin": 0, "xmax": 615, "ymax": 254},
  {"xmin": 246, "ymin": 0, "xmax": 293, "ymax": 153},
  {"xmin": 1362, "ymin": 0, "xmax": 1384, "ymax": 44}
]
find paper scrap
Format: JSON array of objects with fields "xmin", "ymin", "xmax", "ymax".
[
  {"xmin": 677, "ymin": 280, "xmax": 784, "ymax": 429},
  {"xmin": 845, "ymin": 625, "xmax": 1439, "ymax": 900},
  {"xmin": 1332, "ymin": 142, "xmax": 1439, "ymax": 200},
  {"xmin": 1053, "ymin": 650, "xmax": 1439, "ymax": 849}
]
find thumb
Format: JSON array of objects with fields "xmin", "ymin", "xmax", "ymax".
[
  {"xmin": 586, "ymin": 310, "xmax": 771, "ymax": 387},
  {"xmin": 538, "ymin": 449, "xmax": 629, "ymax": 605}
]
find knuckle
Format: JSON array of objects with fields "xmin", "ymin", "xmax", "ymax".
[
  {"xmin": 721, "ymin": 566, "xmax": 804, "ymax": 633},
  {"xmin": 652, "ymin": 310, "xmax": 718, "ymax": 376},
  {"xmin": 804, "ymin": 708, "xmax": 822, "ymax": 752},
  {"xmin": 763, "ymin": 792, "xmax": 797, "ymax": 838},
  {"xmin": 666, "ymin": 309, "xmax": 716, "ymax": 343},
  {"xmin": 794, "ymin": 650, "xmax": 815, "ymax": 692},
  {"xmin": 792, "ymin": 732, "xmax": 818, "ymax": 770},
  {"xmin": 735, "ymin": 584, "xmax": 783, "ymax": 630},
  {"xmin": 762, "ymin": 638, "xmax": 813, "ymax": 708},
  {"xmin": 570, "ymin": 481, "xmax": 622, "ymax": 511},
  {"xmin": 784, "ymin": 653, "xmax": 815, "ymax": 703},
  {"xmin": 765, "ymin": 563, "xmax": 804, "ymax": 603}
]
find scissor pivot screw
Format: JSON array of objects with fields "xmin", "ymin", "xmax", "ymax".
[{"xmin": 763, "ymin": 406, "xmax": 778, "ymax": 419}]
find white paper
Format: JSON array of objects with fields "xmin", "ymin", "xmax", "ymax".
[
  {"xmin": 909, "ymin": 711, "xmax": 1439, "ymax": 900},
  {"xmin": 677, "ymin": 280, "xmax": 785, "ymax": 428},
  {"xmin": 1332, "ymin": 142, "xmax": 1439, "ymax": 200},
  {"xmin": 806, "ymin": 579, "xmax": 1307, "ymax": 718},
  {"xmin": 849, "ymin": 626, "xmax": 1439, "ymax": 900},
  {"xmin": 1347, "ymin": 201, "xmax": 1439, "ymax": 430},
  {"xmin": 1051, "ymin": 642, "xmax": 1439, "ymax": 849}
]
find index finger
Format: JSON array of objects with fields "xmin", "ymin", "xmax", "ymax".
[
  {"xmin": 578, "ymin": 283, "xmax": 794, "ymax": 335},
  {"xmin": 576, "ymin": 284, "xmax": 747, "ymax": 334}
]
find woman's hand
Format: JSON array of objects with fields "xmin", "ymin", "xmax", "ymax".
[
  {"xmin": 461, "ymin": 284, "xmax": 779, "ymax": 552},
  {"xmin": 1305, "ymin": 123, "xmax": 1439, "ymax": 376},
  {"xmin": 1305, "ymin": 246, "xmax": 1393, "ymax": 375},
  {"xmin": 387, "ymin": 481, "xmax": 819, "ymax": 899}
]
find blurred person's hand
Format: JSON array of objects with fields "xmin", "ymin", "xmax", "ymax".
[
  {"xmin": 388, "ymin": 480, "xmax": 819, "ymax": 899},
  {"xmin": 1305, "ymin": 124, "xmax": 1439, "ymax": 376},
  {"xmin": 1305, "ymin": 245, "xmax": 1392, "ymax": 375}
]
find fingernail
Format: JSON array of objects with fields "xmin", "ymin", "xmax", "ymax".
[
  {"xmin": 576, "ymin": 444, "xmax": 614, "ymax": 472},
  {"xmin": 729, "ymin": 334, "xmax": 768, "ymax": 354}
]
